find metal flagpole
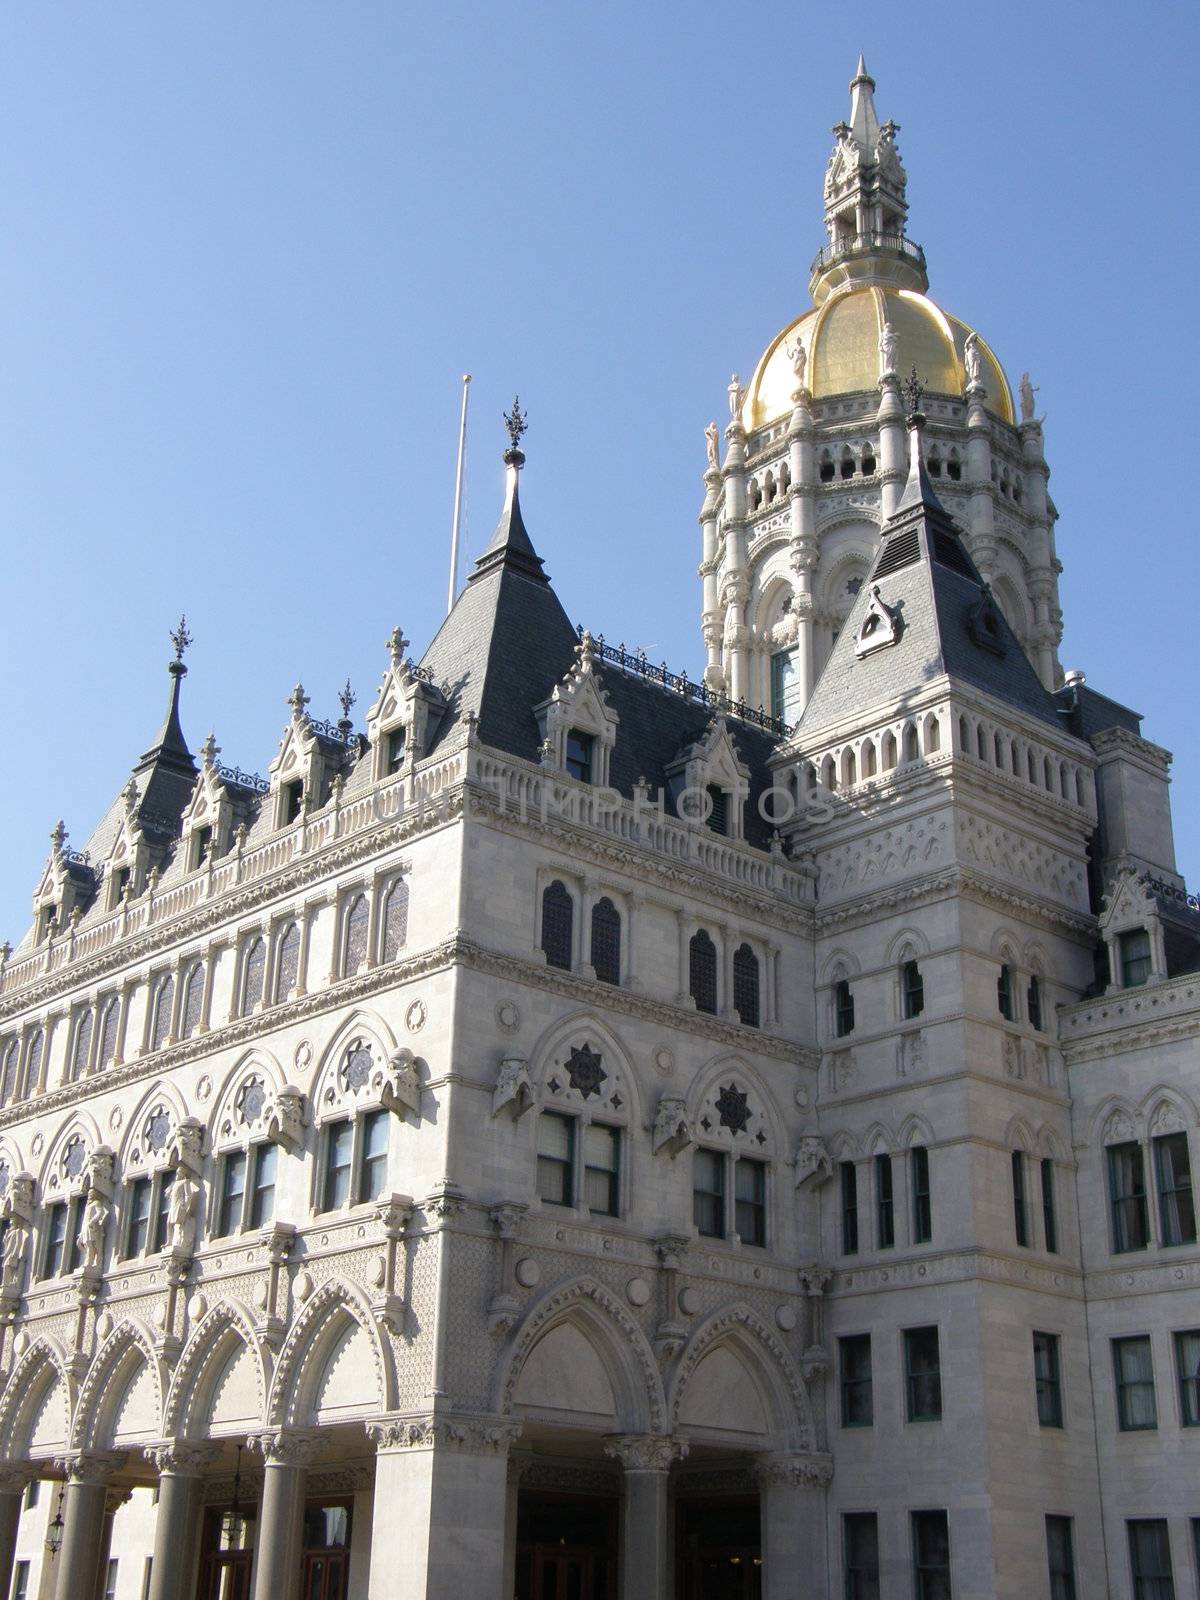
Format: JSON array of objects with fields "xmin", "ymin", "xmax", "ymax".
[{"xmin": 447, "ymin": 373, "xmax": 471, "ymax": 613}]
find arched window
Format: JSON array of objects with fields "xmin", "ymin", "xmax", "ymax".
[
  {"xmin": 733, "ymin": 943, "xmax": 760, "ymax": 1028},
  {"xmin": 1027, "ymin": 974, "xmax": 1043, "ymax": 1031},
  {"xmin": 820, "ymin": 754, "xmax": 836, "ymax": 791},
  {"xmin": 1011, "ymin": 741, "xmax": 1021, "ymax": 777},
  {"xmin": 997, "ymin": 963, "xmax": 1015, "ymax": 1021},
  {"xmin": 97, "ymin": 997, "xmax": 120, "ymax": 1071},
  {"xmin": 778, "ymin": 460, "xmax": 791, "ymax": 491},
  {"xmin": 1027, "ymin": 749, "xmax": 1038, "ymax": 785},
  {"xmin": 764, "ymin": 470, "xmax": 777, "ymax": 504},
  {"xmin": 881, "ymin": 731, "xmax": 897, "ymax": 770},
  {"xmin": 927, "ymin": 449, "xmax": 943, "ymax": 477},
  {"xmin": 861, "ymin": 742, "xmax": 877, "ymax": 779},
  {"xmin": 689, "ymin": 930, "xmax": 718, "ymax": 1015},
  {"xmin": 861, "ymin": 444, "xmax": 876, "ymax": 475},
  {"xmin": 71, "ymin": 1008, "xmax": 94, "ymax": 1081},
  {"xmin": 901, "ymin": 959, "xmax": 924, "ymax": 1020},
  {"xmin": 834, "ymin": 977, "xmax": 855, "ymax": 1037},
  {"xmin": 0, "ymin": 1039, "xmax": 17, "ymax": 1104},
  {"xmin": 1044, "ymin": 756, "xmax": 1054, "ymax": 791},
  {"xmin": 924, "ymin": 715, "xmax": 941, "ymax": 754},
  {"xmin": 541, "ymin": 881, "xmax": 574, "ymax": 971},
  {"xmin": 840, "ymin": 447, "xmax": 855, "ymax": 480},
  {"xmin": 180, "ymin": 964, "xmax": 204, "ymax": 1039},
  {"xmin": 343, "ymin": 895, "xmax": 369, "ymax": 977},
  {"xmin": 994, "ymin": 732, "xmax": 1004, "ymax": 768},
  {"xmin": 946, "ymin": 450, "xmax": 962, "ymax": 481},
  {"xmin": 840, "ymin": 748, "xmax": 857, "ymax": 789},
  {"xmin": 590, "ymin": 897, "xmax": 621, "ymax": 986},
  {"xmin": 748, "ymin": 478, "xmax": 762, "ymax": 511},
  {"xmin": 959, "ymin": 715, "xmax": 970, "ymax": 751},
  {"xmin": 819, "ymin": 451, "xmax": 835, "ymax": 483},
  {"xmin": 383, "ymin": 880, "xmax": 409, "ymax": 961},
  {"xmin": 150, "ymin": 976, "xmax": 174, "ymax": 1051},
  {"xmin": 24, "ymin": 1030, "xmax": 43, "ymax": 1096},
  {"xmin": 977, "ymin": 725, "xmax": 988, "ymax": 761},
  {"xmin": 275, "ymin": 923, "xmax": 301, "ymax": 1003},
  {"xmin": 241, "ymin": 937, "xmax": 266, "ymax": 1016},
  {"xmin": 903, "ymin": 724, "xmax": 920, "ymax": 763}
]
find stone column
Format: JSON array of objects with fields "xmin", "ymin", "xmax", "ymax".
[
  {"xmin": 93, "ymin": 1487, "xmax": 132, "ymax": 1600},
  {"xmin": 365, "ymin": 1416, "xmax": 520, "ymax": 1600},
  {"xmin": 675, "ymin": 911, "xmax": 693, "ymax": 1007},
  {"xmin": 754, "ymin": 1453, "xmax": 833, "ymax": 1600},
  {"xmin": 249, "ymin": 1432, "xmax": 319, "ymax": 1600},
  {"xmin": 964, "ymin": 378, "xmax": 996, "ymax": 581},
  {"xmin": 502, "ymin": 1452, "xmax": 532, "ymax": 1600},
  {"xmin": 721, "ymin": 414, "xmax": 749, "ymax": 704},
  {"xmin": 0, "ymin": 1468, "xmax": 27, "ymax": 1600},
  {"xmin": 876, "ymin": 367, "xmax": 907, "ymax": 519},
  {"xmin": 603, "ymin": 1435, "xmax": 687, "ymax": 1600},
  {"xmin": 147, "ymin": 1445, "xmax": 216, "ymax": 1600},
  {"xmin": 788, "ymin": 383, "xmax": 818, "ymax": 717},
  {"xmin": 53, "ymin": 1453, "xmax": 125, "ymax": 1600},
  {"xmin": 700, "ymin": 460, "xmax": 725, "ymax": 692}
]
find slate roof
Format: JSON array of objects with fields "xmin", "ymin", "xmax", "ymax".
[{"xmin": 797, "ymin": 428, "xmax": 1063, "ymax": 737}]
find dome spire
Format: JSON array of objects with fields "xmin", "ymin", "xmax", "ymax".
[{"xmin": 848, "ymin": 54, "xmax": 880, "ymax": 156}]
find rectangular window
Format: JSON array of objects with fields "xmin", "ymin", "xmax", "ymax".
[
  {"xmin": 1027, "ymin": 974, "xmax": 1043, "ymax": 1031},
  {"xmin": 104, "ymin": 1558, "xmax": 118, "ymax": 1600},
  {"xmin": 1108, "ymin": 1143, "xmax": 1150, "ymax": 1252},
  {"xmin": 904, "ymin": 1326, "xmax": 942, "ymax": 1422},
  {"xmin": 734, "ymin": 1158, "xmax": 766, "ymax": 1247},
  {"xmin": 217, "ymin": 1152, "xmax": 247, "ymax": 1238},
  {"xmin": 536, "ymin": 1113, "xmax": 574, "ymax": 1208},
  {"xmin": 1012, "ymin": 1150, "xmax": 1030, "ymax": 1247},
  {"xmin": 875, "ymin": 1154, "xmax": 894, "ymax": 1249},
  {"xmin": 23, "ymin": 1480, "xmax": 38, "ymax": 1509},
  {"xmin": 1153, "ymin": 1133, "xmax": 1196, "ymax": 1246},
  {"xmin": 1114, "ymin": 1336, "xmax": 1157, "ymax": 1431},
  {"xmin": 1041, "ymin": 1159, "xmax": 1058, "ymax": 1254},
  {"xmin": 902, "ymin": 959, "xmax": 924, "ymax": 1019},
  {"xmin": 1045, "ymin": 1516, "xmax": 1076, "ymax": 1600},
  {"xmin": 358, "ymin": 1109, "xmax": 390, "ymax": 1204},
  {"xmin": 124, "ymin": 1179, "xmax": 153, "ymax": 1259},
  {"xmin": 1127, "ymin": 1519, "xmax": 1174, "ymax": 1599},
  {"xmin": 584, "ymin": 1125, "xmax": 620, "ymax": 1218},
  {"xmin": 911, "ymin": 1510, "xmax": 951, "ymax": 1600},
  {"xmin": 42, "ymin": 1201, "xmax": 68, "ymax": 1279},
  {"xmin": 839, "ymin": 1334, "xmax": 873, "ymax": 1428},
  {"xmin": 841, "ymin": 1162, "xmax": 859, "ymax": 1255},
  {"xmin": 997, "ymin": 963, "xmax": 1015, "ymax": 1020},
  {"xmin": 834, "ymin": 979, "xmax": 855, "ymax": 1037},
  {"xmin": 705, "ymin": 785, "xmax": 729, "ymax": 836},
  {"xmin": 842, "ymin": 1511, "xmax": 879, "ymax": 1599},
  {"xmin": 693, "ymin": 1149, "xmax": 725, "ymax": 1239},
  {"xmin": 152, "ymin": 1172, "xmax": 173, "ymax": 1253},
  {"xmin": 770, "ymin": 649, "xmax": 797, "ymax": 725},
  {"xmin": 282, "ymin": 779, "xmax": 304, "ymax": 824},
  {"xmin": 193, "ymin": 825, "xmax": 213, "ymax": 869},
  {"xmin": 12, "ymin": 1561, "xmax": 29, "ymax": 1600},
  {"xmin": 1119, "ymin": 928, "xmax": 1153, "ymax": 988},
  {"xmin": 565, "ymin": 730, "xmax": 594, "ymax": 784},
  {"xmin": 912, "ymin": 1146, "xmax": 932, "ymax": 1244},
  {"xmin": 1033, "ymin": 1332, "xmax": 1064, "ymax": 1427},
  {"xmin": 1173, "ymin": 1329, "xmax": 1200, "ymax": 1427},
  {"xmin": 386, "ymin": 726, "xmax": 407, "ymax": 774},
  {"xmin": 322, "ymin": 1119, "xmax": 354, "ymax": 1212},
  {"xmin": 249, "ymin": 1143, "xmax": 277, "ymax": 1229}
]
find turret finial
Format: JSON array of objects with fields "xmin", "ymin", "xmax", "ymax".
[
  {"xmin": 503, "ymin": 396, "xmax": 528, "ymax": 465},
  {"xmin": 386, "ymin": 626, "xmax": 410, "ymax": 667},
  {"xmin": 903, "ymin": 365, "xmax": 925, "ymax": 423},
  {"xmin": 199, "ymin": 731, "xmax": 220, "ymax": 770},
  {"xmin": 287, "ymin": 683, "xmax": 311, "ymax": 721},
  {"xmin": 337, "ymin": 679, "xmax": 357, "ymax": 738},
  {"xmin": 169, "ymin": 615, "xmax": 193, "ymax": 664}
]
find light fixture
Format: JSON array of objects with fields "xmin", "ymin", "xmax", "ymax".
[
  {"xmin": 219, "ymin": 1445, "xmax": 246, "ymax": 1549},
  {"xmin": 45, "ymin": 1486, "xmax": 64, "ymax": 1555}
]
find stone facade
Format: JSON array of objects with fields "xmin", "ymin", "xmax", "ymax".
[{"xmin": 0, "ymin": 55, "xmax": 1195, "ymax": 1600}]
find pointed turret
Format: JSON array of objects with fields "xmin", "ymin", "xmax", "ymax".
[
  {"xmin": 847, "ymin": 55, "xmax": 881, "ymax": 155},
  {"xmin": 470, "ymin": 398, "xmax": 549, "ymax": 588},
  {"xmin": 130, "ymin": 616, "xmax": 199, "ymax": 831}
]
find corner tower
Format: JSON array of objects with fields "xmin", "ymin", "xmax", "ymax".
[{"xmin": 699, "ymin": 60, "xmax": 1063, "ymax": 724}]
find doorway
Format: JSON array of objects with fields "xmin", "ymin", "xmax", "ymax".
[
  {"xmin": 515, "ymin": 1491, "xmax": 618, "ymax": 1600},
  {"xmin": 196, "ymin": 1507, "xmax": 256, "ymax": 1600},
  {"xmin": 676, "ymin": 1498, "xmax": 762, "ymax": 1600},
  {"xmin": 299, "ymin": 1500, "xmax": 352, "ymax": 1600}
]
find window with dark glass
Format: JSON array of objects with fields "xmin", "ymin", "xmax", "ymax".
[
  {"xmin": 153, "ymin": 1172, "xmax": 173, "ymax": 1253},
  {"xmin": 536, "ymin": 1113, "xmax": 574, "ymax": 1207},
  {"xmin": 540, "ymin": 881, "xmax": 574, "ymax": 971},
  {"xmin": 911, "ymin": 1510, "xmax": 951, "ymax": 1600},
  {"xmin": 274, "ymin": 923, "xmax": 301, "ymax": 1005},
  {"xmin": 565, "ymin": 730, "xmax": 594, "ymax": 784},
  {"xmin": 689, "ymin": 930, "xmax": 718, "ymax": 1015},
  {"xmin": 1041, "ymin": 1158, "xmax": 1058, "ymax": 1254},
  {"xmin": 841, "ymin": 1161, "xmax": 859, "ymax": 1255},
  {"xmin": 385, "ymin": 726, "xmax": 406, "ymax": 775},
  {"xmin": 1012, "ymin": 1150, "xmax": 1031, "ymax": 1247},
  {"xmin": 843, "ymin": 1512, "xmax": 879, "ymax": 1599},
  {"xmin": 193, "ymin": 825, "xmax": 213, "ymax": 870},
  {"xmin": 322, "ymin": 1119, "xmax": 354, "ymax": 1212},
  {"xmin": 732, "ymin": 943, "xmax": 760, "ymax": 1028},
  {"xmin": 874, "ymin": 1154, "xmax": 894, "ymax": 1249},
  {"xmin": 912, "ymin": 1146, "xmax": 932, "ymax": 1243},
  {"xmin": 1119, "ymin": 928, "xmax": 1153, "ymax": 988},
  {"xmin": 342, "ymin": 895, "xmax": 369, "ymax": 977},
  {"xmin": 113, "ymin": 865, "xmax": 131, "ymax": 905},
  {"xmin": 1045, "ymin": 1516, "xmax": 1076, "ymax": 1600},
  {"xmin": 383, "ymin": 879, "xmax": 409, "ymax": 962},
  {"xmin": 834, "ymin": 979, "xmax": 855, "ymax": 1037},
  {"xmin": 904, "ymin": 1326, "xmax": 942, "ymax": 1422},
  {"xmin": 1153, "ymin": 1133, "xmax": 1195, "ymax": 1246},
  {"xmin": 1033, "ymin": 1332, "xmax": 1063, "ymax": 1427},
  {"xmin": 902, "ymin": 959, "xmax": 924, "ymax": 1019},
  {"xmin": 358, "ymin": 1110, "xmax": 390, "ymax": 1204},
  {"xmin": 1173, "ymin": 1329, "xmax": 1200, "ymax": 1427},
  {"xmin": 124, "ymin": 1178, "xmax": 153, "ymax": 1260},
  {"xmin": 997, "ymin": 963, "xmax": 1015, "ymax": 1020},
  {"xmin": 1127, "ymin": 1520, "xmax": 1174, "ymax": 1600},
  {"xmin": 1027, "ymin": 974, "xmax": 1043, "ymax": 1031},
  {"xmin": 1107, "ymin": 1142, "xmax": 1150, "ymax": 1252},
  {"xmin": 217, "ymin": 1152, "xmax": 247, "ymax": 1238},
  {"xmin": 705, "ymin": 785, "xmax": 729, "ymax": 836},
  {"xmin": 282, "ymin": 779, "xmax": 304, "ymax": 824},
  {"xmin": 584, "ymin": 1125, "xmax": 620, "ymax": 1217},
  {"xmin": 241, "ymin": 937, "xmax": 266, "ymax": 1016},
  {"xmin": 693, "ymin": 1149, "xmax": 725, "ymax": 1239},
  {"xmin": 43, "ymin": 1199, "xmax": 81, "ymax": 1278},
  {"xmin": 23, "ymin": 1481, "xmax": 38, "ymax": 1510},
  {"xmin": 590, "ymin": 898, "xmax": 621, "ymax": 986},
  {"xmin": 250, "ymin": 1143, "xmax": 277, "ymax": 1229},
  {"xmin": 735, "ymin": 1158, "xmax": 766, "ymax": 1246},
  {"xmin": 150, "ymin": 975, "xmax": 174, "ymax": 1052},
  {"xmin": 839, "ymin": 1334, "xmax": 873, "ymax": 1428},
  {"xmin": 1114, "ymin": 1336, "xmax": 1157, "ymax": 1431}
]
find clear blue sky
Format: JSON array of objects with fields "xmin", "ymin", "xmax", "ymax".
[{"xmin": 1, "ymin": 1, "xmax": 1196, "ymax": 941}]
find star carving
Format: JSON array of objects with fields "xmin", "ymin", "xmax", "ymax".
[
  {"xmin": 565, "ymin": 1044, "xmax": 606, "ymax": 1100},
  {"xmin": 715, "ymin": 1083, "xmax": 751, "ymax": 1135}
]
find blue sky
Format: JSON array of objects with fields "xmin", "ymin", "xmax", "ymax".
[{"xmin": 1, "ymin": 1, "xmax": 1196, "ymax": 939}]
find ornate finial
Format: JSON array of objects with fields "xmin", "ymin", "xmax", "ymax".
[
  {"xmin": 169, "ymin": 615, "xmax": 193, "ymax": 663},
  {"xmin": 337, "ymin": 679, "xmax": 356, "ymax": 737},
  {"xmin": 287, "ymin": 683, "xmax": 310, "ymax": 721},
  {"xmin": 199, "ymin": 731, "xmax": 220, "ymax": 770},
  {"xmin": 50, "ymin": 820, "xmax": 67, "ymax": 855},
  {"xmin": 503, "ymin": 396, "xmax": 528, "ymax": 451},
  {"xmin": 386, "ymin": 626, "xmax": 410, "ymax": 667},
  {"xmin": 902, "ymin": 365, "xmax": 925, "ymax": 421},
  {"xmin": 120, "ymin": 776, "xmax": 139, "ymax": 815}
]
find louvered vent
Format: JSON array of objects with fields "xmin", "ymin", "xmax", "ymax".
[
  {"xmin": 932, "ymin": 530, "xmax": 975, "ymax": 577},
  {"xmin": 872, "ymin": 528, "xmax": 921, "ymax": 579}
]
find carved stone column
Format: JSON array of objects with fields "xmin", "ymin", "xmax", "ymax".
[
  {"xmin": 502, "ymin": 1451, "xmax": 532, "ymax": 1600},
  {"xmin": 603, "ymin": 1435, "xmax": 687, "ymax": 1600},
  {"xmin": 248, "ymin": 1431, "xmax": 320, "ymax": 1600},
  {"xmin": 52, "ymin": 1452, "xmax": 126, "ymax": 1600},
  {"xmin": 146, "ymin": 1444, "xmax": 217, "ymax": 1600},
  {"xmin": 0, "ymin": 1467, "xmax": 27, "ymax": 1600},
  {"xmin": 94, "ymin": 1485, "xmax": 133, "ymax": 1600},
  {"xmin": 754, "ymin": 1452, "xmax": 833, "ymax": 1600}
]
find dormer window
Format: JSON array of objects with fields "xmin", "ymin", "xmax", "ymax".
[
  {"xmin": 193, "ymin": 825, "xmax": 213, "ymax": 870},
  {"xmin": 282, "ymin": 780, "xmax": 304, "ymax": 825},
  {"xmin": 112, "ymin": 866, "xmax": 131, "ymax": 907},
  {"xmin": 565, "ymin": 731, "xmax": 594, "ymax": 785},
  {"xmin": 706, "ymin": 786, "xmax": 729, "ymax": 836},
  {"xmin": 1118, "ymin": 929, "xmax": 1152, "ymax": 989},
  {"xmin": 386, "ymin": 726, "xmax": 407, "ymax": 775},
  {"xmin": 35, "ymin": 905, "xmax": 56, "ymax": 944}
]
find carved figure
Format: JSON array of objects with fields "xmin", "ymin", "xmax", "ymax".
[
  {"xmin": 794, "ymin": 1135, "xmax": 834, "ymax": 1189},
  {"xmin": 787, "ymin": 339, "xmax": 807, "ymax": 388},
  {"xmin": 2, "ymin": 1222, "xmax": 27, "ymax": 1289},
  {"xmin": 1019, "ymin": 371, "xmax": 1038, "ymax": 421},
  {"xmin": 878, "ymin": 320, "xmax": 897, "ymax": 377},
  {"xmin": 727, "ymin": 373, "xmax": 744, "ymax": 423},
  {"xmin": 963, "ymin": 332, "xmax": 982, "ymax": 387},
  {"xmin": 704, "ymin": 421, "xmax": 719, "ymax": 469},
  {"xmin": 492, "ymin": 1057, "xmax": 534, "ymax": 1120},
  {"xmin": 168, "ymin": 1172, "xmax": 198, "ymax": 1254},
  {"xmin": 651, "ymin": 1095, "xmax": 693, "ymax": 1159},
  {"xmin": 78, "ymin": 1191, "xmax": 109, "ymax": 1272}
]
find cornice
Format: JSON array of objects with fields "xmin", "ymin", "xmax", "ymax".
[
  {"xmin": 813, "ymin": 862, "xmax": 1095, "ymax": 941},
  {"xmin": 1061, "ymin": 975, "xmax": 1200, "ymax": 1063}
]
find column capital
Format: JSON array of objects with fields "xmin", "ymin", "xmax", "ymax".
[
  {"xmin": 248, "ymin": 1430, "xmax": 323, "ymax": 1469},
  {"xmin": 146, "ymin": 1442, "xmax": 220, "ymax": 1478},
  {"xmin": 602, "ymin": 1435, "xmax": 688, "ymax": 1473},
  {"xmin": 753, "ymin": 1451, "xmax": 833, "ymax": 1490},
  {"xmin": 366, "ymin": 1413, "xmax": 522, "ymax": 1456},
  {"xmin": 53, "ymin": 1451, "xmax": 126, "ymax": 1486}
]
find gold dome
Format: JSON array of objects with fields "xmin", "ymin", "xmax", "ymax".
[{"xmin": 741, "ymin": 284, "xmax": 1014, "ymax": 429}]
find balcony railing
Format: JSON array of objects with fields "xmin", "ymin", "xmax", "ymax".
[{"xmin": 810, "ymin": 233, "xmax": 926, "ymax": 276}]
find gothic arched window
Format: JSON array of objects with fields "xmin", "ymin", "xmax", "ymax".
[
  {"xmin": 0, "ymin": 1038, "xmax": 17, "ymax": 1104},
  {"xmin": 383, "ymin": 880, "xmax": 409, "ymax": 962},
  {"xmin": 343, "ymin": 895, "xmax": 370, "ymax": 977},
  {"xmin": 71, "ymin": 1008, "xmax": 94, "ymax": 1081},
  {"xmin": 97, "ymin": 997, "xmax": 120, "ymax": 1070},
  {"xmin": 590, "ymin": 898, "xmax": 621, "ymax": 986},
  {"xmin": 24, "ymin": 1029, "xmax": 44, "ymax": 1096},
  {"xmin": 150, "ymin": 975, "xmax": 174, "ymax": 1051},
  {"xmin": 275, "ymin": 923, "xmax": 301, "ymax": 1003},
  {"xmin": 241, "ymin": 937, "xmax": 266, "ymax": 1016},
  {"xmin": 733, "ymin": 943, "xmax": 760, "ymax": 1029},
  {"xmin": 541, "ymin": 881, "xmax": 574, "ymax": 971},
  {"xmin": 180, "ymin": 963, "xmax": 204, "ymax": 1039},
  {"xmin": 690, "ymin": 930, "xmax": 718, "ymax": 1015}
]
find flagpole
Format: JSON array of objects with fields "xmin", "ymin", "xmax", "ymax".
[{"xmin": 447, "ymin": 374, "xmax": 471, "ymax": 613}]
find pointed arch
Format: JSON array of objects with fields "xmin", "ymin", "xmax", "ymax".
[
  {"xmin": 38, "ymin": 1109, "xmax": 103, "ymax": 1199},
  {"xmin": 898, "ymin": 1113, "xmax": 935, "ymax": 1150},
  {"xmin": 492, "ymin": 1274, "xmax": 664, "ymax": 1434},
  {"xmin": 71, "ymin": 1319, "xmax": 165, "ymax": 1450},
  {"xmin": 885, "ymin": 927, "xmax": 930, "ymax": 965},
  {"xmin": 1140, "ymin": 1087, "xmax": 1195, "ymax": 1137},
  {"xmin": 1093, "ymin": 1097, "xmax": 1140, "ymax": 1147},
  {"xmin": 313, "ymin": 1009, "xmax": 401, "ymax": 1108},
  {"xmin": 0, "ymin": 1336, "xmax": 74, "ymax": 1459},
  {"xmin": 209, "ymin": 1047, "xmax": 288, "ymax": 1143},
  {"xmin": 863, "ymin": 1121, "xmax": 893, "ymax": 1157},
  {"xmin": 163, "ymin": 1300, "xmax": 269, "ymax": 1438},
  {"xmin": 529, "ymin": 1011, "xmax": 644, "ymax": 1125},
  {"xmin": 828, "ymin": 1130, "xmax": 859, "ymax": 1162},
  {"xmin": 669, "ymin": 1303, "xmax": 814, "ymax": 1451},
  {"xmin": 820, "ymin": 947, "xmax": 861, "ymax": 984},
  {"xmin": 266, "ymin": 1278, "xmax": 393, "ymax": 1428},
  {"xmin": 1004, "ymin": 1115, "xmax": 1037, "ymax": 1154},
  {"xmin": 688, "ymin": 1052, "xmax": 787, "ymax": 1157}
]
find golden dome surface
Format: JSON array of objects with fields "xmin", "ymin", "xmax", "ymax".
[{"xmin": 741, "ymin": 284, "xmax": 1014, "ymax": 430}]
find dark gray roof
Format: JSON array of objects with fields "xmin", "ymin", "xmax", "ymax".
[{"xmin": 798, "ymin": 429, "xmax": 1062, "ymax": 735}]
